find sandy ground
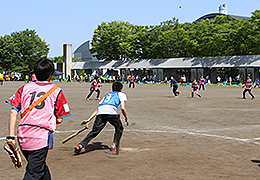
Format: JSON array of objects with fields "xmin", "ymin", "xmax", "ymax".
[{"xmin": 1, "ymin": 81, "xmax": 260, "ymax": 180}]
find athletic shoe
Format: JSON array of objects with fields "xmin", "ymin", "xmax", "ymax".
[
  {"xmin": 86, "ymin": 98, "xmax": 89, "ymax": 100},
  {"xmin": 110, "ymin": 145, "xmax": 121, "ymax": 151},
  {"xmin": 251, "ymin": 97, "xmax": 255, "ymax": 100},
  {"xmin": 74, "ymin": 144, "xmax": 82, "ymax": 154},
  {"xmin": 175, "ymin": 96, "xmax": 178, "ymax": 98},
  {"xmin": 96, "ymin": 97, "xmax": 100, "ymax": 100},
  {"xmin": 243, "ymin": 97, "xmax": 246, "ymax": 99}
]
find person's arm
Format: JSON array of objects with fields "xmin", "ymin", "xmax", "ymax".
[
  {"xmin": 8, "ymin": 109, "xmax": 18, "ymax": 144},
  {"xmin": 81, "ymin": 109, "xmax": 98, "ymax": 126},
  {"xmin": 120, "ymin": 101, "xmax": 129, "ymax": 126}
]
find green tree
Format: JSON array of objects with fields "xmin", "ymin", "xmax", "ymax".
[
  {"xmin": 0, "ymin": 35, "xmax": 18, "ymax": 72},
  {"xmin": 90, "ymin": 21, "xmax": 135, "ymax": 61},
  {"xmin": 0, "ymin": 29, "xmax": 49, "ymax": 74},
  {"xmin": 249, "ymin": 10, "xmax": 260, "ymax": 55},
  {"xmin": 90, "ymin": 10, "xmax": 260, "ymax": 61},
  {"xmin": 52, "ymin": 56, "xmax": 64, "ymax": 63},
  {"xmin": 131, "ymin": 25, "xmax": 153, "ymax": 59},
  {"xmin": 72, "ymin": 57, "xmax": 82, "ymax": 62}
]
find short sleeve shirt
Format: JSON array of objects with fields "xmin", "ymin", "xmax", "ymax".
[
  {"xmin": 6, "ymin": 82, "xmax": 71, "ymax": 150},
  {"xmin": 200, "ymin": 78, "xmax": 205, "ymax": 84},
  {"xmin": 90, "ymin": 79, "xmax": 99, "ymax": 91},
  {"xmin": 245, "ymin": 79, "xmax": 253, "ymax": 89}
]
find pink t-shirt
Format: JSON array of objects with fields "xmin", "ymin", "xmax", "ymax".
[
  {"xmin": 32, "ymin": 74, "xmax": 37, "ymax": 81},
  {"xmin": 130, "ymin": 76, "xmax": 135, "ymax": 82},
  {"xmin": 200, "ymin": 78, "xmax": 205, "ymax": 84},
  {"xmin": 6, "ymin": 82, "xmax": 71, "ymax": 150},
  {"xmin": 90, "ymin": 79, "xmax": 99, "ymax": 91},
  {"xmin": 245, "ymin": 79, "xmax": 253, "ymax": 89}
]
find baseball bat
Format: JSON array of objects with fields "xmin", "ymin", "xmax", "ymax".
[{"xmin": 62, "ymin": 126, "xmax": 88, "ymax": 144}]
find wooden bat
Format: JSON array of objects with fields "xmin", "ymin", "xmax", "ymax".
[{"xmin": 62, "ymin": 126, "xmax": 88, "ymax": 144}]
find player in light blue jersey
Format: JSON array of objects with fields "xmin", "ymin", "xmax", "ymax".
[
  {"xmin": 74, "ymin": 81, "xmax": 129, "ymax": 154},
  {"xmin": 254, "ymin": 77, "xmax": 260, "ymax": 88}
]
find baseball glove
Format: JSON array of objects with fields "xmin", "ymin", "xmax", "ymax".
[{"xmin": 3, "ymin": 140, "xmax": 22, "ymax": 169}]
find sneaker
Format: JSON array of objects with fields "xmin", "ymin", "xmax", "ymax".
[
  {"xmin": 86, "ymin": 98, "xmax": 89, "ymax": 100},
  {"xmin": 175, "ymin": 96, "xmax": 178, "ymax": 98},
  {"xmin": 74, "ymin": 144, "xmax": 82, "ymax": 154},
  {"xmin": 251, "ymin": 97, "xmax": 255, "ymax": 100},
  {"xmin": 96, "ymin": 97, "xmax": 100, "ymax": 100},
  {"xmin": 243, "ymin": 97, "xmax": 246, "ymax": 99},
  {"xmin": 110, "ymin": 145, "xmax": 121, "ymax": 151}
]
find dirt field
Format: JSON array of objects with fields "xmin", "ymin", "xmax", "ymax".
[{"xmin": 1, "ymin": 81, "xmax": 260, "ymax": 180}]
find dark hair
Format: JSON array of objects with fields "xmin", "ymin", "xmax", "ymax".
[
  {"xmin": 34, "ymin": 59, "xmax": 55, "ymax": 81},
  {"xmin": 112, "ymin": 81, "xmax": 123, "ymax": 91}
]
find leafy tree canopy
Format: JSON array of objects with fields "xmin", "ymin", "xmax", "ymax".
[
  {"xmin": 90, "ymin": 10, "xmax": 260, "ymax": 61},
  {"xmin": 0, "ymin": 29, "xmax": 49, "ymax": 74},
  {"xmin": 52, "ymin": 56, "xmax": 64, "ymax": 63}
]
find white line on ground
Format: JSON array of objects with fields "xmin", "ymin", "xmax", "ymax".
[
  {"xmin": 121, "ymin": 148, "xmax": 154, "ymax": 152},
  {"xmin": 1, "ymin": 129, "xmax": 260, "ymax": 145},
  {"xmin": 123, "ymin": 129, "xmax": 260, "ymax": 145}
]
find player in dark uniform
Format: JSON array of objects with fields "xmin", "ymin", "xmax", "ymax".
[{"xmin": 170, "ymin": 76, "xmax": 180, "ymax": 98}]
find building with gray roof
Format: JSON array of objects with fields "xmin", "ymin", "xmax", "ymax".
[{"xmin": 71, "ymin": 55, "xmax": 260, "ymax": 83}]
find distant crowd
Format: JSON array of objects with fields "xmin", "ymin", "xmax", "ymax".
[
  {"xmin": 0, "ymin": 73, "xmax": 17, "ymax": 82},
  {"xmin": 68, "ymin": 73, "xmax": 260, "ymax": 88},
  {"xmin": 69, "ymin": 74, "xmax": 157, "ymax": 84},
  {"xmin": 1, "ymin": 71, "xmax": 260, "ymax": 88}
]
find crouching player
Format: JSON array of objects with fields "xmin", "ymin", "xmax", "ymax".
[
  {"xmin": 75, "ymin": 81, "xmax": 129, "ymax": 154},
  {"xmin": 6, "ymin": 59, "xmax": 71, "ymax": 180},
  {"xmin": 191, "ymin": 79, "xmax": 202, "ymax": 98}
]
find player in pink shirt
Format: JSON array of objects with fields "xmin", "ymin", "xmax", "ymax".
[
  {"xmin": 243, "ymin": 76, "xmax": 255, "ymax": 100},
  {"xmin": 199, "ymin": 76, "xmax": 205, "ymax": 90},
  {"xmin": 6, "ymin": 59, "xmax": 71, "ymax": 180},
  {"xmin": 86, "ymin": 76, "xmax": 101, "ymax": 100},
  {"xmin": 31, "ymin": 73, "xmax": 37, "ymax": 82}
]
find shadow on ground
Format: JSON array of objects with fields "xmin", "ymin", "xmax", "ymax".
[
  {"xmin": 251, "ymin": 160, "xmax": 260, "ymax": 167},
  {"xmin": 76, "ymin": 142, "xmax": 110, "ymax": 155}
]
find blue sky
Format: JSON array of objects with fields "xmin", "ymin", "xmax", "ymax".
[{"xmin": 0, "ymin": 0, "xmax": 258, "ymax": 57}]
